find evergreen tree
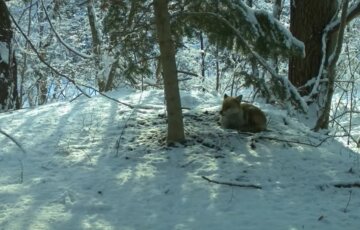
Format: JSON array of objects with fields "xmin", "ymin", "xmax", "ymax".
[
  {"xmin": 102, "ymin": 0, "xmax": 155, "ymax": 86},
  {"xmin": 179, "ymin": 0, "xmax": 304, "ymax": 58},
  {"xmin": 154, "ymin": 0, "xmax": 185, "ymax": 144}
]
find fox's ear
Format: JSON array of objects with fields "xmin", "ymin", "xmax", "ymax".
[
  {"xmin": 236, "ymin": 95, "xmax": 243, "ymax": 102},
  {"xmin": 224, "ymin": 94, "xmax": 229, "ymax": 99}
]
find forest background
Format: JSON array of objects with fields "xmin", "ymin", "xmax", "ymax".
[{"xmin": 0, "ymin": 0, "xmax": 360, "ymax": 145}]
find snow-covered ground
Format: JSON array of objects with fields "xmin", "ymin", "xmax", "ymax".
[{"xmin": 1, "ymin": 88, "xmax": 360, "ymax": 230}]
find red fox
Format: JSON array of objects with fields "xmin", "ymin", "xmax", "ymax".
[{"xmin": 220, "ymin": 94, "xmax": 267, "ymax": 132}]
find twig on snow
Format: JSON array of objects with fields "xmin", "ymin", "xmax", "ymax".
[
  {"xmin": 256, "ymin": 134, "xmax": 334, "ymax": 147},
  {"xmin": 344, "ymin": 190, "xmax": 352, "ymax": 213},
  {"xmin": 0, "ymin": 129, "xmax": 26, "ymax": 183},
  {"xmin": 18, "ymin": 158, "xmax": 24, "ymax": 184},
  {"xmin": 0, "ymin": 129, "xmax": 26, "ymax": 154},
  {"xmin": 202, "ymin": 176, "xmax": 262, "ymax": 189},
  {"xmin": 334, "ymin": 182, "xmax": 360, "ymax": 188}
]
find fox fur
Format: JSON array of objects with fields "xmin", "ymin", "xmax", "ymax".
[{"xmin": 220, "ymin": 94, "xmax": 267, "ymax": 132}]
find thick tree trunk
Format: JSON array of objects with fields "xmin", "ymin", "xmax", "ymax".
[
  {"xmin": 288, "ymin": 0, "xmax": 338, "ymax": 95},
  {"xmin": 0, "ymin": 0, "xmax": 19, "ymax": 111},
  {"xmin": 153, "ymin": 0, "xmax": 185, "ymax": 144}
]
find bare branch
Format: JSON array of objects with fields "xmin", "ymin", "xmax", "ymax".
[
  {"xmin": 177, "ymin": 70, "xmax": 201, "ymax": 77},
  {"xmin": 76, "ymin": 85, "xmax": 134, "ymax": 109},
  {"xmin": 334, "ymin": 183, "xmax": 360, "ymax": 188},
  {"xmin": 202, "ymin": 176, "xmax": 262, "ymax": 189},
  {"xmin": 0, "ymin": 129, "xmax": 26, "ymax": 154},
  {"xmin": 331, "ymin": 118, "xmax": 358, "ymax": 146},
  {"xmin": 256, "ymin": 134, "xmax": 334, "ymax": 148},
  {"xmin": 9, "ymin": 11, "xmax": 91, "ymax": 98},
  {"xmin": 329, "ymin": 1, "xmax": 360, "ymax": 35},
  {"xmin": 40, "ymin": 0, "xmax": 92, "ymax": 59}
]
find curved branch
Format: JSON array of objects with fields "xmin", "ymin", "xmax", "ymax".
[
  {"xmin": 40, "ymin": 0, "xmax": 92, "ymax": 59},
  {"xmin": 329, "ymin": 1, "xmax": 360, "ymax": 35},
  {"xmin": 9, "ymin": 11, "xmax": 91, "ymax": 98},
  {"xmin": 0, "ymin": 129, "xmax": 26, "ymax": 154}
]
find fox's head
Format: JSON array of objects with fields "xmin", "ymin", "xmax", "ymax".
[{"xmin": 220, "ymin": 94, "xmax": 243, "ymax": 116}]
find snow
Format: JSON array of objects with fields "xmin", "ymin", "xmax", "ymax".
[{"xmin": 1, "ymin": 88, "xmax": 360, "ymax": 230}]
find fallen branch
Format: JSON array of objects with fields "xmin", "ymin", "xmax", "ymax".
[
  {"xmin": 334, "ymin": 182, "xmax": 360, "ymax": 188},
  {"xmin": 202, "ymin": 176, "xmax": 262, "ymax": 189},
  {"xmin": 344, "ymin": 190, "xmax": 352, "ymax": 213},
  {"xmin": 238, "ymin": 131, "xmax": 334, "ymax": 148},
  {"xmin": 0, "ymin": 129, "xmax": 26, "ymax": 154},
  {"xmin": 256, "ymin": 134, "xmax": 333, "ymax": 147}
]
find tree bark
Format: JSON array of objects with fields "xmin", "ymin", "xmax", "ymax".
[
  {"xmin": 87, "ymin": 0, "xmax": 107, "ymax": 92},
  {"xmin": 199, "ymin": 32, "xmax": 205, "ymax": 80},
  {"xmin": 153, "ymin": 0, "xmax": 185, "ymax": 144},
  {"xmin": 0, "ymin": 0, "xmax": 19, "ymax": 111},
  {"xmin": 288, "ymin": 0, "xmax": 338, "ymax": 95}
]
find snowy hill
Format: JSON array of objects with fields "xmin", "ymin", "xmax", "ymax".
[{"xmin": 1, "ymin": 88, "xmax": 359, "ymax": 230}]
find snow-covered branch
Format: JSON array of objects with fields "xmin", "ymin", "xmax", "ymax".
[
  {"xmin": 328, "ymin": 0, "xmax": 350, "ymax": 66},
  {"xmin": 9, "ymin": 10, "xmax": 91, "ymax": 98},
  {"xmin": 40, "ymin": 0, "xmax": 92, "ymax": 59},
  {"xmin": 328, "ymin": 0, "xmax": 360, "ymax": 34},
  {"xmin": 183, "ymin": 11, "xmax": 308, "ymax": 112},
  {"xmin": 313, "ymin": 0, "xmax": 350, "ymax": 131}
]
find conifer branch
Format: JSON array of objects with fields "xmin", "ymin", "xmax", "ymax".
[{"xmin": 183, "ymin": 11, "xmax": 308, "ymax": 112}]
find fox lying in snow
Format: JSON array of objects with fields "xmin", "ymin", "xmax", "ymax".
[{"xmin": 220, "ymin": 94, "xmax": 267, "ymax": 133}]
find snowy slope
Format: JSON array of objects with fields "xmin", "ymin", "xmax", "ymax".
[{"xmin": 0, "ymin": 88, "xmax": 359, "ymax": 230}]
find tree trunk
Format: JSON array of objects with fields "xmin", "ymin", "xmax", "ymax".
[
  {"xmin": 0, "ymin": 0, "xmax": 19, "ymax": 111},
  {"xmin": 199, "ymin": 32, "xmax": 205, "ymax": 80},
  {"xmin": 153, "ymin": 0, "xmax": 185, "ymax": 144},
  {"xmin": 87, "ymin": 0, "xmax": 106, "ymax": 92},
  {"xmin": 288, "ymin": 0, "xmax": 338, "ymax": 95},
  {"xmin": 215, "ymin": 43, "xmax": 220, "ymax": 92},
  {"xmin": 314, "ymin": 0, "xmax": 349, "ymax": 131},
  {"xmin": 271, "ymin": 0, "xmax": 282, "ymax": 73}
]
